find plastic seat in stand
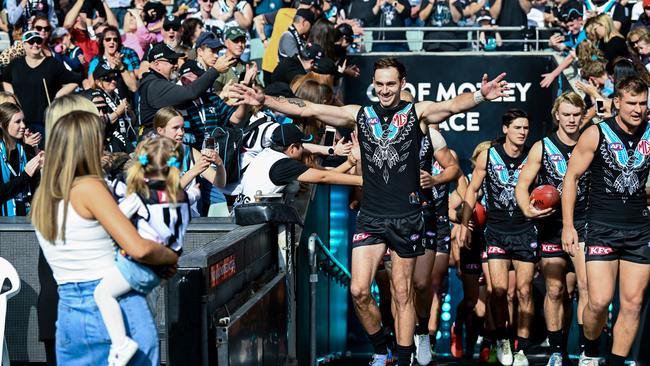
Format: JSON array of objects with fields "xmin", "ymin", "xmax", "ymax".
[{"xmin": 0, "ymin": 257, "xmax": 20, "ymax": 366}]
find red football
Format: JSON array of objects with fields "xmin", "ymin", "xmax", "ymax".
[
  {"xmin": 472, "ymin": 202, "xmax": 487, "ymax": 228},
  {"xmin": 530, "ymin": 185, "xmax": 560, "ymax": 210}
]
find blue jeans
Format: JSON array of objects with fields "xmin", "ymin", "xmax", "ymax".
[
  {"xmin": 115, "ymin": 253, "xmax": 161, "ymax": 294},
  {"xmin": 56, "ymin": 280, "xmax": 159, "ymax": 365}
]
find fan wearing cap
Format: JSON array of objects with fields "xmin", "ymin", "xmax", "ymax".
[
  {"xmin": 84, "ymin": 64, "xmax": 135, "ymax": 153},
  {"xmin": 136, "ymin": 16, "xmax": 187, "ymax": 77},
  {"xmin": 212, "ymin": 26, "xmax": 261, "ymax": 94},
  {"xmin": 2, "ymin": 30, "xmax": 82, "ymax": 133},
  {"xmin": 549, "ymin": 1, "xmax": 586, "ymax": 52},
  {"xmin": 177, "ymin": 59, "xmax": 247, "ymax": 149},
  {"xmin": 235, "ymin": 123, "xmax": 361, "ymax": 206},
  {"xmin": 0, "ymin": 16, "xmax": 54, "ymax": 66},
  {"xmin": 259, "ymin": 0, "xmax": 321, "ymax": 84},
  {"xmin": 212, "ymin": 0, "xmax": 254, "ymax": 61},
  {"xmin": 51, "ymin": 27, "xmax": 85, "ymax": 74},
  {"xmin": 270, "ymin": 42, "xmax": 321, "ymax": 86},
  {"xmin": 194, "ymin": 31, "xmax": 239, "ymax": 85},
  {"xmin": 541, "ymin": 2, "xmax": 586, "ymax": 88},
  {"xmin": 162, "ymin": 15, "xmax": 183, "ymax": 48},
  {"xmin": 278, "ymin": 8, "xmax": 314, "ymax": 61},
  {"xmin": 254, "ymin": 0, "xmax": 322, "ymax": 52},
  {"xmin": 138, "ymin": 42, "xmax": 235, "ymax": 134}
]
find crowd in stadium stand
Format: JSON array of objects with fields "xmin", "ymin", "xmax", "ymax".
[{"xmin": 0, "ymin": 0, "xmax": 647, "ymax": 217}]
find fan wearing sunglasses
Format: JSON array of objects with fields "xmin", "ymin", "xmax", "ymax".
[
  {"xmin": 0, "ymin": 16, "xmax": 53, "ymax": 66},
  {"xmin": 138, "ymin": 42, "xmax": 231, "ymax": 134},
  {"xmin": 62, "ymin": 0, "xmax": 120, "ymax": 68},
  {"xmin": 1, "ymin": 30, "xmax": 82, "ymax": 137},
  {"xmin": 88, "ymin": 26, "xmax": 138, "ymax": 94}
]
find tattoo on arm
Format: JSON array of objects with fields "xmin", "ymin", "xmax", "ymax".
[{"xmin": 273, "ymin": 96, "xmax": 306, "ymax": 108}]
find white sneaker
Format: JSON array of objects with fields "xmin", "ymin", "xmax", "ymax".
[
  {"xmin": 414, "ymin": 334, "xmax": 432, "ymax": 365},
  {"xmin": 578, "ymin": 352, "xmax": 602, "ymax": 366},
  {"xmin": 496, "ymin": 339, "xmax": 513, "ymax": 366},
  {"xmin": 546, "ymin": 352, "xmax": 562, "ymax": 366},
  {"xmin": 513, "ymin": 350, "xmax": 529, "ymax": 366},
  {"xmin": 108, "ymin": 337, "xmax": 139, "ymax": 366},
  {"xmin": 369, "ymin": 353, "xmax": 390, "ymax": 366}
]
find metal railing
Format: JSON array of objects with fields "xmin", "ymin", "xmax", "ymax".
[
  {"xmin": 360, "ymin": 26, "xmax": 563, "ymax": 51},
  {"xmin": 307, "ymin": 233, "xmax": 352, "ymax": 366}
]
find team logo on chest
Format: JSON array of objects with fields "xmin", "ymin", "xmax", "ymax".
[
  {"xmin": 600, "ymin": 123, "xmax": 650, "ymax": 198},
  {"xmin": 639, "ymin": 140, "xmax": 650, "ymax": 156},
  {"xmin": 392, "ymin": 113, "xmax": 408, "ymax": 128},
  {"xmin": 488, "ymin": 147, "xmax": 527, "ymax": 214},
  {"xmin": 608, "ymin": 142, "xmax": 623, "ymax": 151},
  {"xmin": 359, "ymin": 104, "xmax": 415, "ymax": 183}
]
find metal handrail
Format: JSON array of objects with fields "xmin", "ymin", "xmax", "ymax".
[
  {"xmin": 364, "ymin": 26, "xmax": 550, "ymax": 31},
  {"xmin": 307, "ymin": 233, "xmax": 352, "ymax": 366},
  {"xmin": 310, "ymin": 234, "xmax": 352, "ymax": 286},
  {"xmin": 360, "ymin": 26, "xmax": 563, "ymax": 51}
]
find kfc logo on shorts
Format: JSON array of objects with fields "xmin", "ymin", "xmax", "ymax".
[
  {"xmin": 542, "ymin": 244, "xmax": 562, "ymax": 253},
  {"xmin": 487, "ymin": 246, "xmax": 506, "ymax": 254},
  {"xmin": 494, "ymin": 164, "xmax": 505, "ymax": 171},
  {"xmin": 639, "ymin": 140, "xmax": 650, "ymax": 156},
  {"xmin": 368, "ymin": 117, "xmax": 379, "ymax": 125},
  {"xmin": 392, "ymin": 113, "xmax": 408, "ymax": 128},
  {"xmin": 588, "ymin": 246, "xmax": 614, "ymax": 256},
  {"xmin": 410, "ymin": 234, "xmax": 420, "ymax": 241},
  {"xmin": 353, "ymin": 233, "xmax": 371, "ymax": 242},
  {"xmin": 550, "ymin": 154, "xmax": 563, "ymax": 162},
  {"xmin": 609, "ymin": 142, "xmax": 624, "ymax": 151}
]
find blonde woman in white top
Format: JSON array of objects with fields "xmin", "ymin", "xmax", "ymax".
[{"xmin": 32, "ymin": 111, "xmax": 178, "ymax": 365}]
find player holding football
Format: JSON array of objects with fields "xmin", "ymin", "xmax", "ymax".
[
  {"xmin": 515, "ymin": 92, "xmax": 589, "ymax": 366},
  {"xmin": 458, "ymin": 109, "xmax": 535, "ymax": 366},
  {"xmin": 563, "ymin": 77, "xmax": 650, "ymax": 366}
]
